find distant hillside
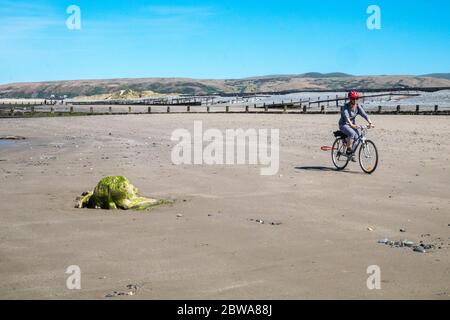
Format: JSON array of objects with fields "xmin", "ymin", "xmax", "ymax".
[
  {"xmin": 300, "ymin": 72, "xmax": 353, "ymax": 78},
  {"xmin": 1, "ymin": 74, "xmax": 450, "ymax": 99},
  {"xmin": 243, "ymin": 72, "xmax": 353, "ymax": 80},
  {"xmin": 73, "ymin": 89, "xmax": 171, "ymax": 101},
  {"xmin": 422, "ymin": 73, "xmax": 450, "ymax": 80}
]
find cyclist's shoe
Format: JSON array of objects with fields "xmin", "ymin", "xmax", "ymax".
[{"xmin": 346, "ymin": 150, "xmax": 356, "ymax": 162}]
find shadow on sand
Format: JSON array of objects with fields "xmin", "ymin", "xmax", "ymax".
[{"xmin": 295, "ymin": 166, "xmax": 363, "ymax": 175}]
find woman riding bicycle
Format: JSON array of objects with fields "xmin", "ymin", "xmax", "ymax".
[{"xmin": 339, "ymin": 91, "xmax": 374, "ymax": 161}]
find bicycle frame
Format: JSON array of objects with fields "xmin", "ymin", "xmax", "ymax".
[{"xmin": 349, "ymin": 126, "xmax": 368, "ymax": 154}]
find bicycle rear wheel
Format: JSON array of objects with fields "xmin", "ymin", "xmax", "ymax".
[
  {"xmin": 332, "ymin": 138, "xmax": 349, "ymax": 171},
  {"xmin": 359, "ymin": 140, "xmax": 378, "ymax": 174}
]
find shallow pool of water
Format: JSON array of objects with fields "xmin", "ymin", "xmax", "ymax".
[{"xmin": 0, "ymin": 140, "xmax": 16, "ymax": 146}]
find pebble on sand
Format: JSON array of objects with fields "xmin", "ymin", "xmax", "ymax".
[
  {"xmin": 403, "ymin": 240, "xmax": 414, "ymax": 247},
  {"xmin": 413, "ymin": 246, "xmax": 426, "ymax": 253}
]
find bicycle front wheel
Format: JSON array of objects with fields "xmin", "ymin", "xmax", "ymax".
[
  {"xmin": 332, "ymin": 138, "xmax": 349, "ymax": 171},
  {"xmin": 359, "ymin": 140, "xmax": 378, "ymax": 174}
]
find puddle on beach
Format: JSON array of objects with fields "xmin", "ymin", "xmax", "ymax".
[
  {"xmin": 0, "ymin": 139, "xmax": 25, "ymax": 149},
  {"xmin": 0, "ymin": 140, "xmax": 16, "ymax": 146}
]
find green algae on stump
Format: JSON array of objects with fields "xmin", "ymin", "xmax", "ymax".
[{"xmin": 76, "ymin": 176, "xmax": 167, "ymax": 210}]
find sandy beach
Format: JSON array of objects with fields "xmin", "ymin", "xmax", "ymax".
[{"xmin": 0, "ymin": 114, "xmax": 449, "ymax": 299}]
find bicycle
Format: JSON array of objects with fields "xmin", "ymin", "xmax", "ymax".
[{"xmin": 331, "ymin": 125, "xmax": 379, "ymax": 174}]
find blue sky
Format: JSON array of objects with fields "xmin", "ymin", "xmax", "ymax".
[{"xmin": 0, "ymin": 0, "xmax": 449, "ymax": 84}]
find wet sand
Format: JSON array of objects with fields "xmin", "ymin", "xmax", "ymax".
[{"xmin": 0, "ymin": 114, "xmax": 449, "ymax": 299}]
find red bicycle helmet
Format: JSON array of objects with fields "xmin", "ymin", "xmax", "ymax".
[{"xmin": 348, "ymin": 91, "xmax": 360, "ymax": 100}]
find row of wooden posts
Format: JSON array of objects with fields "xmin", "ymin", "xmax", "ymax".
[{"xmin": 3, "ymin": 103, "xmax": 444, "ymax": 115}]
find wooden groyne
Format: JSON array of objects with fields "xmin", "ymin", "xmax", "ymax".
[{"xmin": 1, "ymin": 103, "xmax": 448, "ymax": 118}]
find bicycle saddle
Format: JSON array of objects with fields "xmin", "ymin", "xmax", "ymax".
[{"xmin": 333, "ymin": 130, "xmax": 346, "ymax": 138}]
